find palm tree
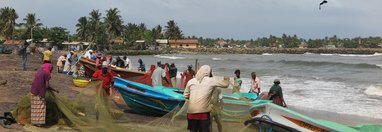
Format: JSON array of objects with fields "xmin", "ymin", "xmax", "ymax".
[
  {"xmin": 104, "ymin": 8, "xmax": 123, "ymax": 50},
  {"xmin": 0, "ymin": 7, "xmax": 19, "ymax": 39},
  {"xmin": 164, "ymin": 20, "xmax": 183, "ymax": 39},
  {"xmin": 89, "ymin": 9, "xmax": 102, "ymax": 43},
  {"xmin": 76, "ymin": 16, "xmax": 89, "ymax": 41},
  {"xmin": 23, "ymin": 13, "xmax": 43, "ymax": 40}
]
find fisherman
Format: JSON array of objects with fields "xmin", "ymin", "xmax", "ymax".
[
  {"xmin": 19, "ymin": 40, "xmax": 29, "ymax": 71},
  {"xmin": 169, "ymin": 63, "xmax": 178, "ymax": 87},
  {"xmin": 30, "ymin": 63, "xmax": 54, "ymax": 127},
  {"xmin": 180, "ymin": 65, "xmax": 196, "ymax": 88},
  {"xmin": 56, "ymin": 54, "xmax": 66, "ymax": 73},
  {"xmin": 151, "ymin": 62, "xmax": 168, "ymax": 86},
  {"xmin": 138, "ymin": 59, "xmax": 146, "ymax": 72},
  {"xmin": 184, "ymin": 65, "xmax": 230, "ymax": 132},
  {"xmin": 210, "ymin": 75, "xmax": 224, "ymax": 132},
  {"xmin": 91, "ymin": 64, "xmax": 114, "ymax": 96},
  {"xmin": 69, "ymin": 53, "xmax": 79, "ymax": 75},
  {"xmin": 233, "ymin": 69, "xmax": 242, "ymax": 93},
  {"xmin": 123, "ymin": 56, "xmax": 132, "ymax": 70},
  {"xmin": 115, "ymin": 56, "xmax": 125, "ymax": 68},
  {"xmin": 83, "ymin": 49, "xmax": 93, "ymax": 59},
  {"xmin": 249, "ymin": 72, "xmax": 260, "ymax": 95},
  {"xmin": 42, "ymin": 47, "xmax": 52, "ymax": 64},
  {"xmin": 63, "ymin": 51, "xmax": 74, "ymax": 73},
  {"xmin": 268, "ymin": 79, "xmax": 287, "ymax": 107}
]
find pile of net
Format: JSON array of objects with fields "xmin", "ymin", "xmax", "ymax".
[{"xmin": 11, "ymin": 80, "xmax": 258, "ymax": 132}]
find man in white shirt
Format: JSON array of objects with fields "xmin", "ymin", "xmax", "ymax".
[{"xmin": 151, "ymin": 62, "xmax": 167, "ymax": 86}]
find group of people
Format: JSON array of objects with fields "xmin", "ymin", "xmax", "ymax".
[{"xmin": 184, "ymin": 67, "xmax": 286, "ymax": 132}]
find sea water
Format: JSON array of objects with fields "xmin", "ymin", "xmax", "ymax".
[{"xmin": 117, "ymin": 53, "xmax": 382, "ymax": 120}]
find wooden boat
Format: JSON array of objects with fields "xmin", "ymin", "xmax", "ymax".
[
  {"xmin": 245, "ymin": 102, "xmax": 379, "ymax": 132},
  {"xmin": 79, "ymin": 57, "xmax": 145, "ymax": 79},
  {"xmin": 114, "ymin": 77, "xmax": 185, "ymax": 116},
  {"xmin": 114, "ymin": 76, "xmax": 265, "ymax": 117}
]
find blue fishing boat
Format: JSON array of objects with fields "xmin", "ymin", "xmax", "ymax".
[{"xmin": 114, "ymin": 77, "xmax": 185, "ymax": 116}]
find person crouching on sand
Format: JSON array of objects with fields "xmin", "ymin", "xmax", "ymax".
[
  {"xmin": 56, "ymin": 54, "xmax": 66, "ymax": 73},
  {"xmin": 268, "ymin": 79, "xmax": 287, "ymax": 107},
  {"xmin": 184, "ymin": 65, "xmax": 229, "ymax": 132}
]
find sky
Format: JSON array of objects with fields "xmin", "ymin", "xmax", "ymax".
[{"xmin": 1, "ymin": 0, "xmax": 382, "ymax": 40}]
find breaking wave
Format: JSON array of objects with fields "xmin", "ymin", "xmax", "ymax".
[
  {"xmin": 154, "ymin": 55, "xmax": 185, "ymax": 60},
  {"xmin": 262, "ymin": 53, "xmax": 273, "ymax": 56},
  {"xmin": 278, "ymin": 60, "xmax": 382, "ymax": 69},
  {"xmin": 320, "ymin": 53, "xmax": 382, "ymax": 57},
  {"xmin": 364, "ymin": 84, "xmax": 382, "ymax": 96},
  {"xmin": 212, "ymin": 57, "xmax": 224, "ymax": 61}
]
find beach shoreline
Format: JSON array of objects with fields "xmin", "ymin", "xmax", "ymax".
[{"xmin": 0, "ymin": 53, "xmax": 381, "ymax": 131}]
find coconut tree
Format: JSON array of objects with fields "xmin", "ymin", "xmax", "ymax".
[
  {"xmin": 88, "ymin": 9, "xmax": 102, "ymax": 43},
  {"xmin": 23, "ymin": 13, "xmax": 43, "ymax": 40},
  {"xmin": 164, "ymin": 20, "xmax": 183, "ymax": 39},
  {"xmin": 104, "ymin": 8, "xmax": 123, "ymax": 50},
  {"xmin": 76, "ymin": 16, "xmax": 89, "ymax": 41},
  {"xmin": 0, "ymin": 7, "xmax": 19, "ymax": 39}
]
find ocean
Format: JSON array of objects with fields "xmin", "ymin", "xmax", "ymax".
[{"xmin": 119, "ymin": 53, "xmax": 382, "ymax": 120}]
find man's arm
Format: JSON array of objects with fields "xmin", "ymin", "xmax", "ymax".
[{"xmin": 212, "ymin": 76, "xmax": 230, "ymax": 88}]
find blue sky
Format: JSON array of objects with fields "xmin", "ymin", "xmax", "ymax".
[{"xmin": 1, "ymin": 0, "xmax": 382, "ymax": 39}]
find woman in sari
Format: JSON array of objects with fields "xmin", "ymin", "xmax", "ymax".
[{"xmin": 30, "ymin": 63, "xmax": 52, "ymax": 126}]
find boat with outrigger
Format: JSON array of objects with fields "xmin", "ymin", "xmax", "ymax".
[
  {"xmin": 113, "ymin": 76, "xmax": 265, "ymax": 117},
  {"xmin": 245, "ymin": 102, "xmax": 382, "ymax": 132}
]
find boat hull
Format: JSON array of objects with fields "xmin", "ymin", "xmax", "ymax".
[
  {"xmin": 79, "ymin": 57, "xmax": 145, "ymax": 79},
  {"xmin": 114, "ymin": 77, "xmax": 185, "ymax": 116},
  {"xmin": 247, "ymin": 103, "xmax": 359, "ymax": 132}
]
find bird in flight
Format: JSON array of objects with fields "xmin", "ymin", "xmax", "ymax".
[{"xmin": 319, "ymin": 0, "xmax": 328, "ymax": 10}]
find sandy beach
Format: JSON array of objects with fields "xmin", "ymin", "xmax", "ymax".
[{"xmin": 0, "ymin": 52, "xmax": 381, "ymax": 132}]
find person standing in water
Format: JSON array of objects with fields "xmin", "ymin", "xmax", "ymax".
[
  {"xmin": 180, "ymin": 65, "xmax": 196, "ymax": 88},
  {"xmin": 138, "ymin": 59, "xmax": 146, "ymax": 72},
  {"xmin": 233, "ymin": 69, "xmax": 242, "ymax": 93},
  {"xmin": 249, "ymin": 72, "xmax": 260, "ymax": 95},
  {"xmin": 123, "ymin": 56, "xmax": 132, "ymax": 70},
  {"xmin": 184, "ymin": 65, "xmax": 229, "ymax": 132},
  {"xmin": 169, "ymin": 63, "xmax": 178, "ymax": 87},
  {"xmin": 268, "ymin": 79, "xmax": 287, "ymax": 107},
  {"xmin": 151, "ymin": 62, "xmax": 167, "ymax": 86}
]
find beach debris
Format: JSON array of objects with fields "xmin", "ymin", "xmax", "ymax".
[
  {"xmin": 0, "ymin": 80, "xmax": 7, "ymax": 86},
  {"xmin": 319, "ymin": 0, "xmax": 328, "ymax": 10}
]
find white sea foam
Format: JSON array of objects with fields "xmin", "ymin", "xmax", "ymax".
[
  {"xmin": 304, "ymin": 52, "xmax": 314, "ymax": 55},
  {"xmin": 364, "ymin": 84, "xmax": 382, "ymax": 96},
  {"xmin": 262, "ymin": 53, "xmax": 273, "ymax": 56},
  {"xmin": 212, "ymin": 57, "xmax": 224, "ymax": 61},
  {"xmin": 154, "ymin": 55, "xmax": 185, "ymax": 60},
  {"xmin": 320, "ymin": 53, "xmax": 382, "ymax": 57}
]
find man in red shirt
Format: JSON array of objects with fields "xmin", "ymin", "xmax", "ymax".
[{"xmin": 92, "ymin": 66, "xmax": 114, "ymax": 96}]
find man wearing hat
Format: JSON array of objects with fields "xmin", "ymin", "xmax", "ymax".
[
  {"xmin": 268, "ymin": 79, "xmax": 287, "ymax": 107},
  {"xmin": 91, "ymin": 63, "xmax": 114, "ymax": 96}
]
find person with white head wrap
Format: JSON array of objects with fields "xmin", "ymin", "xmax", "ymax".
[{"xmin": 183, "ymin": 65, "xmax": 229, "ymax": 132}]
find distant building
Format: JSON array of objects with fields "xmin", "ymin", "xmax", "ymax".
[
  {"xmin": 62, "ymin": 41, "xmax": 90, "ymax": 51},
  {"xmin": 168, "ymin": 39, "xmax": 199, "ymax": 49},
  {"xmin": 216, "ymin": 39, "xmax": 227, "ymax": 48},
  {"xmin": 3, "ymin": 40, "xmax": 23, "ymax": 45},
  {"xmin": 324, "ymin": 44, "xmax": 336, "ymax": 49},
  {"xmin": 299, "ymin": 43, "xmax": 308, "ymax": 48}
]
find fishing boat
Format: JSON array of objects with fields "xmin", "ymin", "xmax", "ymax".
[
  {"xmin": 245, "ymin": 102, "xmax": 382, "ymax": 132},
  {"xmin": 114, "ymin": 76, "xmax": 269, "ymax": 118},
  {"xmin": 79, "ymin": 57, "xmax": 145, "ymax": 79},
  {"xmin": 114, "ymin": 77, "xmax": 185, "ymax": 116}
]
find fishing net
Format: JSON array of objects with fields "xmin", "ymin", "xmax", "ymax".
[{"xmin": 11, "ymin": 77, "xmax": 258, "ymax": 132}]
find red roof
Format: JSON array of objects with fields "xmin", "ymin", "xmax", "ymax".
[
  {"xmin": 3, "ymin": 40, "xmax": 23, "ymax": 45},
  {"xmin": 168, "ymin": 39, "xmax": 199, "ymax": 44}
]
